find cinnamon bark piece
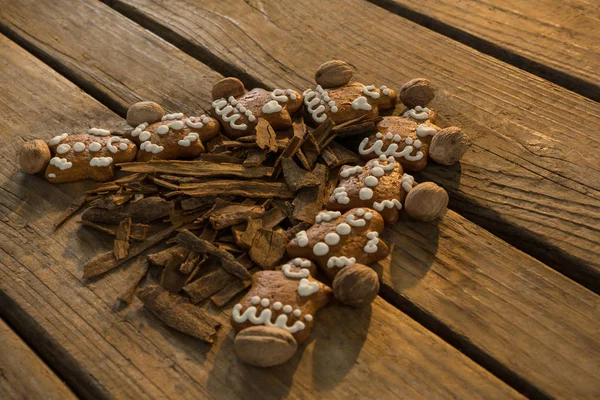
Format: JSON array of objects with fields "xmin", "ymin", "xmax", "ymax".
[
  {"xmin": 260, "ymin": 207, "xmax": 287, "ymax": 229},
  {"xmin": 78, "ymin": 220, "xmax": 149, "ymax": 241},
  {"xmin": 118, "ymin": 160, "xmax": 273, "ymax": 179},
  {"xmin": 175, "ymin": 230, "xmax": 250, "ymax": 280},
  {"xmin": 243, "ymin": 148, "xmax": 269, "ymax": 167},
  {"xmin": 311, "ymin": 118, "xmax": 335, "ymax": 148},
  {"xmin": 147, "ymin": 245, "xmax": 189, "ymax": 268},
  {"xmin": 82, "ymin": 197, "xmax": 173, "ymax": 224},
  {"xmin": 255, "ymin": 118, "xmax": 278, "ymax": 152},
  {"xmin": 199, "ymin": 152, "xmax": 244, "ymax": 164},
  {"xmin": 117, "ymin": 257, "xmax": 150, "ymax": 305},
  {"xmin": 281, "ymin": 158, "xmax": 320, "ymax": 192},
  {"xmin": 83, "ymin": 227, "xmax": 176, "ymax": 279},
  {"xmin": 180, "ymin": 180, "xmax": 294, "ymax": 199},
  {"xmin": 137, "ymin": 285, "xmax": 220, "ymax": 343},
  {"xmin": 333, "ymin": 115, "xmax": 382, "ymax": 138},
  {"xmin": 160, "ymin": 249, "xmax": 199, "ymax": 293},
  {"xmin": 113, "ymin": 218, "xmax": 132, "ymax": 260},
  {"xmin": 180, "ymin": 196, "xmax": 216, "ymax": 211},
  {"xmin": 295, "ymin": 149, "xmax": 311, "ymax": 170},
  {"xmin": 86, "ymin": 173, "xmax": 147, "ymax": 194},
  {"xmin": 53, "ymin": 195, "xmax": 86, "ymax": 231},
  {"xmin": 180, "ymin": 251, "xmax": 206, "ymax": 274},
  {"xmin": 209, "ymin": 203, "xmax": 265, "ymax": 230},
  {"xmin": 327, "ymin": 141, "xmax": 362, "ymax": 166},
  {"xmin": 233, "ymin": 218, "xmax": 263, "ymax": 251},
  {"xmin": 292, "ymin": 163, "xmax": 329, "ymax": 223},
  {"xmin": 301, "ymin": 132, "xmax": 320, "ymax": 168},
  {"xmin": 248, "ymin": 229, "xmax": 287, "ymax": 270},
  {"xmin": 210, "ymin": 278, "xmax": 252, "ymax": 308},
  {"xmin": 183, "ymin": 268, "xmax": 237, "ymax": 304},
  {"xmin": 273, "ymin": 120, "xmax": 308, "ymax": 169}
]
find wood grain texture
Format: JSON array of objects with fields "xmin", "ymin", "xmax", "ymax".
[
  {"xmin": 102, "ymin": 0, "xmax": 600, "ymax": 291},
  {"xmin": 0, "ymin": 319, "xmax": 77, "ymax": 400},
  {"xmin": 370, "ymin": 0, "xmax": 600, "ymax": 101},
  {"xmin": 0, "ymin": 35, "xmax": 520, "ymax": 399}
]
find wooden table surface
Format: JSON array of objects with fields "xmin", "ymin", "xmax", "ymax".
[{"xmin": 0, "ymin": 0, "xmax": 598, "ymax": 399}]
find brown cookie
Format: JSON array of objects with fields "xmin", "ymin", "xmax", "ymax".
[
  {"xmin": 211, "ymin": 79, "xmax": 303, "ymax": 138},
  {"xmin": 44, "ymin": 130, "xmax": 137, "ymax": 183},
  {"xmin": 326, "ymin": 156, "xmax": 416, "ymax": 224},
  {"xmin": 129, "ymin": 112, "xmax": 220, "ymax": 161},
  {"xmin": 231, "ymin": 258, "xmax": 332, "ymax": 344},
  {"xmin": 286, "ymin": 208, "xmax": 389, "ymax": 281}
]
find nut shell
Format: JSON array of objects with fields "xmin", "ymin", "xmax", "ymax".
[
  {"xmin": 127, "ymin": 101, "xmax": 165, "ymax": 127},
  {"xmin": 400, "ymin": 78, "xmax": 435, "ymax": 109},
  {"xmin": 429, "ymin": 127, "xmax": 469, "ymax": 165},
  {"xmin": 234, "ymin": 326, "xmax": 297, "ymax": 367},
  {"xmin": 212, "ymin": 77, "xmax": 245, "ymax": 100},
  {"xmin": 315, "ymin": 60, "xmax": 354, "ymax": 89},
  {"xmin": 19, "ymin": 140, "xmax": 51, "ymax": 174},
  {"xmin": 332, "ymin": 264, "xmax": 379, "ymax": 307},
  {"xmin": 404, "ymin": 182, "xmax": 449, "ymax": 221}
]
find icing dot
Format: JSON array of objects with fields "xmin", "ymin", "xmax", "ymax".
[
  {"xmin": 371, "ymin": 167, "xmax": 385, "ymax": 177},
  {"xmin": 386, "ymin": 132, "xmax": 393, "ymax": 140},
  {"xmin": 73, "ymin": 142, "xmax": 85, "ymax": 152},
  {"xmin": 48, "ymin": 173, "xmax": 56, "ymax": 178},
  {"xmin": 365, "ymin": 176, "xmax": 379, "ymax": 187},
  {"xmin": 139, "ymin": 131, "xmax": 151, "ymax": 142},
  {"xmin": 170, "ymin": 121, "xmax": 184, "ymax": 130},
  {"xmin": 260, "ymin": 298, "xmax": 270, "ymax": 307},
  {"xmin": 356, "ymin": 209, "xmax": 365, "ymax": 217},
  {"xmin": 393, "ymin": 134, "xmax": 402, "ymax": 142},
  {"xmin": 379, "ymin": 154, "xmax": 387, "ymax": 161},
  {"xmin": 283, "ymin": 305, "xmax": 293, "ymax": 314},
  {"xmin": 365, "ymin": 212, "xmax": 373, "ymax": 220},
  {"xmin": 56, "ymin": 144, "xmax": 71, "ymax": 154},
  {"xmin": 296, "ymin": 230, "xmax": 309, "ymax": 247},
  {"xmin": 406, "ymin": 137, "xmax": 414, "ymax": 145},
  {"xmin": 304, "ymin": 314, "xmax": 313, "ymax": 322},
  {"xmin": 119, "ymin": 143, "xmax": 128, "ymax": 151},
  {"xmin": 88, "ymin": 142, "xmax": 102, "ymax": 152},
  {"xmin": 273, "ymin": 302, "xmax": 282, "ymax": 310},
  {"xmin": 157, "ymin": 125, "xmax": 169, "ymax": 135},
  {"xmin": 293, "ymin": 309, "xmax": 302, "ymax": 317},
  {"xmin": 336, "ymin": 223, "xmax": 352, "ymax": 235},
  {"xmin": 313, "ymin": 242, "xmax": 329, "ymax": 256},
  {"xmin": 359, "ymin": 188, "xmax": 373, "ymax": 200},
  {"xmin": 325, "ymin": 232, "xmax": 340, "ymax": 246},
  {"xmin": 251, "ymin": 296, "xmax": 261, "ymax": 305},
  {"xmin": 376, "ymin": 132, "xmax": 383, "ymax": 139}
]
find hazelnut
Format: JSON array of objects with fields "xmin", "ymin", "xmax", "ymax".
[
  {"xmin": 211, "ymin": 77, "xmax": 245, "ymax": 100},
  {"xmin": 404, "ymin": 182, "xmax": 449, "ymax": 221},
  {"xmin": 19, "ymin": 140, "xmax": 51, "ymax": 174},
  {"xmin": 315, "ymin": 60, "xmax": 354, "ymax": 89},
  {"xmin": 400, "ymin": 78, "xmax": 435, "ymax": 109},
  {"xmin": 234, "ymin": 326, "xmax": 297, "ymax": 367},
  {"xmin": 429, "ymin": 127, "xmax": 469, "ymax": 165},
  {"xmin": 127, "ymin": 101, "xmax": 165, "ymax": 127},
  {"xmin": 332, "ymin": 264, "xmax": 379, "ymax": 307}
]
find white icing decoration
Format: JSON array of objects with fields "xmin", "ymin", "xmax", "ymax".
[
  {"xmin": 48, "ymin": 133, "xmax": 68, "ymax": 146},
  {"xmin": 262, "ymin": 100, "xmax": 283, "ymax": 114},
  {"xmin": 292, "ymin": 258, "xmax": 311, "ymax": 268},
  {"xmin": 261, "ymin": 298, "xmax": 270, "ymax": 307},
  {"xmin": 313, "ymin": 242, "xmax": 329, "ymax": 256},
  {"xmin": 89, "ymin": 157, "xmax": 113, "ymax": 167},
  {"xmin": 351, "ymin": 96, "xmax": 372, "ymax": 111},
  {"xmin": 365, "ymin": 176, "xmax": 379, "ymax": 187},
  {"xmin": 170, "ymin": 121, "xmax": 184, "ymax": 130},
  {"xmin": 131, "ymin": 123, "xmax": 148, "ymax": 137},
  {"xmin": 232, "ymin": 304, "xmax": 305, "ymax": 333},
  {"xmin": 315, "ymin": 211, "xmax": 341, "ymax": 223},
  {"xmin": 178, "ymin": 132, "xmax": 199, "ymax": 147},
  {"xmin": 88, "ymin": 128, "xmax": 110, "ymax": 136},
  {"xmin": 270, "ymin": 89, "xmax": 288, "ymax": 103},
  {"xmin": 325, "ymin": 232, "xmax": 340, "ymax": 246},
  {"xmin": 140, "ymin": 141, "xmax": 164, "ymax": 154},
  {"xmin": 273, "ymin": 302, "xmax": 282, "ymax": 310},
  {"xmin": 185, "ymin": 116, "xmax": 205, "ymax": 129},
  {"xmin": 56, "ymin": 144, "xmax": 71, "ymax": 154},
  {"xmin": 336, "ymin": 223, "xmax": 352, "ymax": 235},
  {"xmin": 106, "ymin": 137, "xmax": 129, "ymax": 153},
  {"xmin": 49, "ymin": 157, "xmax": 72, "ymax": 170},
  {"xmin": 47, "ymin": 173, "xmax": 56, "ymax": 178},
  {"xmin": 358, "ymin": 137, "xmax": 423, "ymax": 161},
  {"xmin": 364, "ymin": 231, "xmax": 380, "ymax": 253},
  {"xmin": 251, "ymin": 296, "xmax": 261, "ymax": 305},
  {"xmin": 73, "ymin": 142, "xmax": 85, "ymax": 152},
  {"xmin": 295, "ymin": 230, "xmax": 309, "ymax": 247},
  {"xmin": 380, "ymin": 85, "xmax": 391, "ymax": 96},
  {"xmin": 286, "ymin": 89, "xmax": 297, "ymax": 100},
  {"xmin": 298, "ymin": 278, "xmax": 319, "ymax": 297},
  {"xmin": 372, "ymin": 156, "xmax": 397, "ymax": 171},
  {"xmin": 157, "ymin": 125, "xmax": 169, "ymax": 135},
  {"xmin": 293, "ymin": 309, "xmax": 302, "ymax": 317},
  {"xmin": 303, "ymin": 88, "xmax": 334, "ymax": 122},
  {"xmin": 304, "ymin": 314, "xmax": 313, "ymax": 322},
  {"xmin": 363, "ymin": 85, "xmax": 380, "ymax": 99},
  {"xmin": 356, "ymin": 208, "xmax": 365, "ymax": 217},
  {"xmin": 327, "ymin": 256, "xmax": 356, "ymax": 268},
  {"xmin": 403, "ymin": 106, "xmax": 430, "ymax": 120},
  {"xmin": 88, "ymin": 142, "xmax": 102, "ymax": 152},
  {"xmin": 365, "ymin": 212, "xmax": 373, "ymax": 220},
  {"xmin": 346, "ymin": 214, "xmax": 366, "ymax": 227},
  {"xmin": 282, "ymin": 264, "xmax": 310, "ymax": 279},
  {"xmin": 340, "ymin": 165, "xmax": 362, "ymax": 178},
  {"xmin": 359, "ymin": 187, "xmax": 373, "ymax": 200},
  {"xmin": 139, "ymin": 131, "xmax": 151, "ymax": 142},
  {"xmin": 373, "ymin": 199, "xmax": 402, "ymax": 212},
  {"xmin": 402, "ymin": 173, "xmax": 415, "ymax": 193},
  {"xmin": 161, "ymin": 113, "xmax": 183, "ymax": 121},
  {"xmin": 371, "ymin": 167, "xmax": 385, "ymax": 177},
  {"xmin": 332, "ymin": 187, "xmax": 350, "ymax": 204},
  {"xmin": 417, "ymin": 124, "xmax": 437, "ymax": 137},
  {"xmin": 212, "ymin": 99, "xmax": 248, "ymax": 130}
]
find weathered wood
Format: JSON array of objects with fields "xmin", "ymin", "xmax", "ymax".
[
  {"xmin": 0, "ymin": 319, "xmax": 77, "ymax": 400},
  {"xmin": 105, "ymin": 0, "xmax": 600, "ymax": 291},
  {"xmin": 372, "ymin": 0, "xmax": 600, "ymax": 101},
  {"xmin": 0, "ymin": 33, "xmax": 521, "ymax": 399}
]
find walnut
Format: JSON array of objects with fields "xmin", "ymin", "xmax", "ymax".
[
  {"xmin": 332, "ymin": 264, "xmax": 379, "ymax": 307},
  {"xmin": 234, "ymin": 326, "xmax": 298, "ymax": 367},
  {"xmin": 126, "ymin": 101, "xmax": 165, "ymax": 127},
  {"xmin": 400, "ymin": 78, "xmax": 435, "ymax": 109},
  {"xmin": 404, "ymin": 182, "xmax": 449, "ymax": 221},
  {"xmin": 315, "ymin": 60, "xmax": 354, "ymax": 89},
  {"xmin": 211, "ymin": 77, "xmax": 246, "ymax": 100},
  {"xmin": 429, "ymin": 127, "xmax": 469, "ymax": 165},
  {"xmin": 19, "ymin": 140, "xmax": 51, "ymax": 174}
]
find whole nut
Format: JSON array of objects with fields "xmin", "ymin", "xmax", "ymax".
[
  {"xmin": 332, "ymin": 264, "xmax": 379, "ymax": 307},
  {"xmin": 234, "ymin": 326, "xmax": 297, "ymax": 367},
  {"xmin": 429, "ymin": 127, "xmax": 469, "ymax": 165},
  {"xmin": 315, "ymin": 60, "xmax": 354, "ymax": 89},
  {"xmin": 127, "ymin": 101, "xmax": 165, "ymax": 127},
  {"xmin": 404, "ymin": 182, "xmax": 449, "ymax": 222},
  {"xmin": 211, "ymin": 77, "xmax": 245, "ymax": 100},
  {"xmin": 400, "ymin": 78, "xmax": 435, "ymax": 109},
  {"xmin": 19, "ymin": 140, "xmax": 51, "ymax": 174}
]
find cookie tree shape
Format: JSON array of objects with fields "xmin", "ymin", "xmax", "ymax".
[
  {"xmin": 286, "ymin": 209, "xmax": 389, "ymax": 281},
  {"xmin": 210, "ymin": 77, "xmax": 303, "ymax": 139},
  {"xmin": 326, "ymin": 155, "xmax": 416, "ymax": 225},
  {"xmin": 126, "ymin": 102, "xmax": 220, "ymax": 161},
  {"xmin": 303, "ymin": 60, "xmax": 398, "ymax": 127},
  {"xmin": 33, "ymin": 130, "xmax": 137, "ymax": 183},
  {"xmin": 231, "ymin": 258, "xmax": 332, "ymax": 345}
]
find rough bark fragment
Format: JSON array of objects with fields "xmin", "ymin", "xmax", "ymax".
[
  {"xmin": 183, "ymin": 268, "xmax": 237, "ymax": 304},
  {"xmin": 78, "ymin": 220, "xmax": 149, "ymax": 241},
  {"xmin": 209, "ymin": 204, "xmax": 265, "ymax": 230},
  {"xmin": 261, "ymin": 207, "xmax": 288, "ymax": 230},
  {"xmin": 282, "ymin": 158, "xmax": 320, "ymax": 191},
  {"xmin": 114, "ymin": 218, "xmax": 132, "ymax": 260},
  {"xmin": 82, "ymin": 197, "xmax": 173, "ymax": 224},
  {"xmin": 211, "ymin": 278, "xmax": 252, "ymax": 308},
  {"xmin": 181, "ymin": 180, "xmax": 294, "ymax": 199},
  {"xmin": 117, "ymin": 258, "xmax": 150, "ymax": 305},
  {"xmin": 328, "ymin": 141, "xmax": 362, "ymax": 166},
  {"xmin": 147, "ymin": 245, "xmax": 189, "ymax": 268},
  {"xmin": 160, "ymin": 249, "xmax": 197, "ymax": 293},
  {"xmin": 292, "ymin": 163, "xmax": 329, "ymax": 223},
  {"xmin": 118, "ymin": 160, "xmax": 273, "ymax": 178},
  {"xmin": 249, "ymin": 229, "xmax": 287, "ymax": 269},
  {"xmin": 53, "ymin": 195, "xmax": 86, "ymax": 231},
  {"xmin": 255, "ymin": 118, "xmax": 278, "ymax": 152},
  {"xmin": 244, "ymin": 148, "xmax": 269, "ymax": 167},
  {"xmin": 233, "ymin": 218, "xmax": 263, "ymax": 250},
  {"xmin": 180, "ymin": 252, "xmax": 205, "ymax": 274}
]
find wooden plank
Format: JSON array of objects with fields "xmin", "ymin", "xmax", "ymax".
[
  {"xmin": 0, "ymin": 35, "xmax": 520, "ymax": 399},
  {"xmin": 104, "ymin": 0, "xmax": 600, "ymax": 291},
  {"xmin": 371, "ymin": 0, "xmax": 600, "ymax": 101},
  {"xmin": 0, "ymin": 319, "xmax": 77, "ymax": 400}
]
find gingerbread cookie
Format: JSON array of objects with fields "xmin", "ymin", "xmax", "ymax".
[
  {"xmin": 286, "ymin": 208, "xmax": 389, "ymax": 281},
  {"xmin": 126, "ymin": 102, "xmax": 220, "ymax": 162},
  {"xmin": 326, "ymin": 155, "xmax": 416, "ymax": 224},
  {"xmin": 210, "ymin": 78, "xmax": 303, "ymax": 139},
  {"xmin": 302, "ymin": 60, "xmax": 398, "ymax": 127},
  {"xmin": 231, "ymin": 257, "xmax": 332, "ymax": 345},
  {"xmin": 29, "ymin": 130, "xmax": 138, "ymax": 183}
]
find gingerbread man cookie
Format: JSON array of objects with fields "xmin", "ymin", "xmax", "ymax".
[
  {"xmin": 302, "ymin": 60, "xmax": 398, "ymax": 127},
  {"xmin": 286, "ymin": 208, "xmax": 389, "ymax": 281},
  {"xmin": 20, "ymin": 129, "xmax": 137, "ymax": 183},
  {"xmin": 126, "ymin": 102, "xmax": 221, "ymax": 162},
  {"xmin": 231, "ymin": 258, "xmax": 332, "ymax": 345},
  {"xmin": 210, "ymin": 78, "xmax": 303, "ymax": 139},
  {"xmin": 326, "ymin": 155, "xmax": 416, "ymax": 225}
]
